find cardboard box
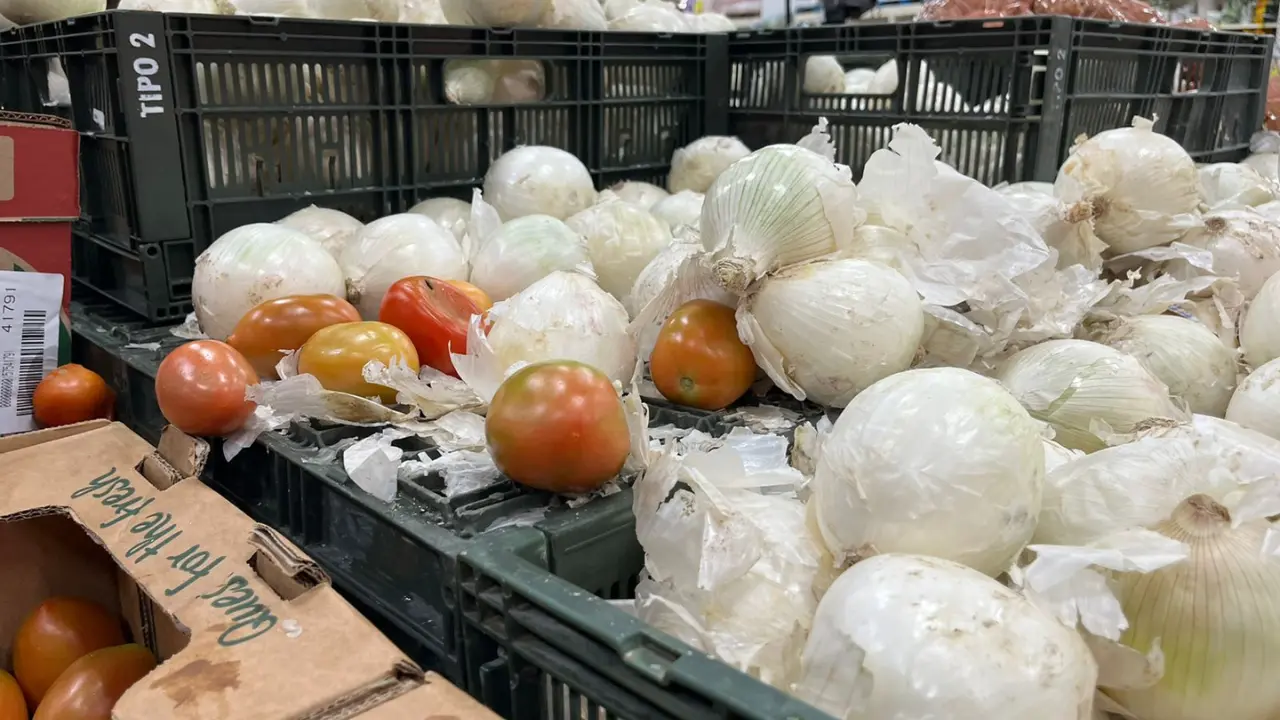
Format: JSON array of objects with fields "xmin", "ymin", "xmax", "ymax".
[
  {"xmin": 358, "ymin": 674, "xmax": 500, "ymax": 720},
  {"xmin": 0, "ymin": 420, "xmax": 434, "ymax": 719},
  {"xmin": 0, "ymin": 110, "xmax": 78, "ymax": 366}
]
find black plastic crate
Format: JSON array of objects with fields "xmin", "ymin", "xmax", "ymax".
[
  {"xmin": 728, "ymin": 16, "xmax": 1273, "ymax": 185},
  {"xmin": 458, "ymin": 529, "xmax": 833, "ymax": 720},
  {"xmin": 1, "ymin": 11, "xmax": 727, "ymax": 320}
]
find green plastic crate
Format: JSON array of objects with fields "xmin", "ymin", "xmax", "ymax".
[{"xmin": 458, "ymin": 527, "xmax": 833, "ymax": 720}]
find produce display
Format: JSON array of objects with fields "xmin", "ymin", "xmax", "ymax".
[
  {"xmin": 4, "ymin": 597, "xmax": 152, "ymax": 720},
  {"xmin": 12, "ymin": 1, "xmax": 1280, "ymax": 709},
  {"xmin": 87, "ymin": 112, "xmax": 1280, "ymax": 719}
]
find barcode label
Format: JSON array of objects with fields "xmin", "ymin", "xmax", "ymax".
[{"xmin": 0, "ymin": 271, "xmax": 63, "ymax": 435}]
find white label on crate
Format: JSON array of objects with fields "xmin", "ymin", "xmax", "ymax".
[
  {"xmin": 128, "ymin": 33, "xmax": 166, "ymax": 118},
  {"xmin": 92, "ymin": 108, "xmax": 106, "ymax": 132},
  {"xmin": 0, "ymin": 271, "xmax": 63, "ymax": 435}
]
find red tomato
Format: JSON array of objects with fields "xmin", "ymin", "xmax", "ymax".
[
  {"xmin": 379, "ymin": 277, "xmax": 479, "ymax": 377},
  {"xmin": 446, "ymin": 280, "xmax": 493, "ymax": 312},
  {"xmin": 0, "ymin": 671, "xmax": 26, "ymax": 720},
  {"xmin": 650, "ymin": 299, "xmax": 756, "ymax": 411},
  {"xmin": 155, "ymin": 340, "xmax": 258, "ymax": 436},
  {"xmin": 12, "ymin": 597, "xmax": 125, "ymax": 707},
  {"xmin": 487, "ymin": 361, "xmax": 630, "ymax": 494},
  {"xmin": 32, "ymin": 644, "xmax": 157, "ymax": 720},
  {"xmin": 32, "ymin": 364, "xmax": 115, "ymax": 427},
  {"xmin": 226, "ymin": 294, "xmax": 360, "ymax": 379},
  {"xmin": 297, "ymin": 321, "xmax": 419, "ymax": 403}
]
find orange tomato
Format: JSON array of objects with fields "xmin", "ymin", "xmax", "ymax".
[
  {"xmin": 486, "ymin": 361, "xmax": 630, "ymax": 494},
  {"xmin": 0, "ymin": 671, "xmax": 26, "ymax": 720},
  {"xmin": 33, "ymin": 644, "xmax": 157, "ymax": 720},
  {"xmin": 226, "ymin": 294, "xmax": 360, "ymax": 379},
  {"xmin": 379, "ymin": 276, "xmax": 479, "ymax": 377},
  {"xmin": 650, "ymin": 299, "xmax": 756, "ymax": 411},
  {"xmin": 32, "ymin": 364, "xmax": 115, "ymax": 427},
  {"xmin": 13, "ymin": 597, "xmax": 125, "ymax": 707},
  {"xmin": 446, "ymin": 280, "xmax": 493, "ymax": 312},
  {"xmin": 297, "ymin": 321, "xmax": 418, "ymax": 403},
  {"xmin": 155, "ymin": 341, "xmax": 258, "ymax": 436}
]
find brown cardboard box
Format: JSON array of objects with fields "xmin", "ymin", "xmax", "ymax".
[
  {"xmin": 0, "ymin": 420, "xmax": 433, "ymax": 719},
  {"xmin": 358, "ymin": 674, "xmax": 500, "ymax": 720}
]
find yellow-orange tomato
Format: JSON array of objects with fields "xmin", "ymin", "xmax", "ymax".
[
  {"xmin": 650, "ymin": 299, "xmax": 757, "ymax": 411},
  {"xmin": 13, "ymin": 597, "xmax": 125, "ymax": 707},
  {"xmin": 33, "ymin": 644, "xmax": 157, "ymax": 720},
  {"xmin": 155, "ymin": 341, "xmax": 258, "ymax": 437},
  {"xmin": 32, "ymin": 364, "xmax": 115, "ymax": 427},
  {"xmin": 486, "ymin": 361, "xmax": 630, "ymax": 494},
  {"xmin": 226, "ymin": 294, "xmax": 360, "ymax": 379},
  {"xmin": 446, "ymin": 280, "xmax": 493, "ymax": 312},
  {"xmin": 297, "ymin": 321, "xmax": 418, "ymax": 403},
  {"xmin": 0, "ymin": 671, "xmax": 26, "ymax": 720}
]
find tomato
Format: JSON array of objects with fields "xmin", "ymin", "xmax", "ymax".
[
  {"xmin": 32, "ymin": 364, "xmax": 115, "ymax": 427},
  {"xmin": 32, "ymin": 644, "xmax": 156, "ymax": 720},
  {"xmin": 297, "ymin": 321, "xmax": 419, "ymax": 403},
  {"xmin": 446, "ymin": 280, "xmax": 493, "ymax": 312},
  {"xmin": 0, "ymin": 671, "xmax": 26, "ymax": 720},
  {"xmin": 650, "ymin": 299, "xmax": 756, "ymax": 411},
  {"xmin": 13, "ymin": 597, "xmax": 125, "ymax": 707},
  {"xmin": 155, "ymin": 340, "xmax": 258, "ymax": 437},
  {"xmin": 226, "ymin": 294, "xmax": 360, "ymax": 379},
  {"xmin": 379, "ymin": 277, "xmax": 479, "ymax": 377},
  {"xmin": 487, "ymin": 361, "xmax": 630, "ymax": 494}
]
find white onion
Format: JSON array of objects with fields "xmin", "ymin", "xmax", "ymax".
[
  {"xmin": 602, "ymin": 0, "xmax": 641, "ymax": 20},
  {"xmin": 667, "ymin": 136, "xmax": 751, "ymax": 194},
  {"xmin": 609, "ymin": 181, "xmax": 669, "ymax": 209},
  {"xmin": 995, "ymin": 187, "xmax": 1105, "ymax": 270},
  {"xmin": 650, "ymin": 190, "xmax": 704, "ymax": 231},
  {"xmin": 812, "ymin": 368, "xmax": 1044, "ymax": 576},
  {"xmin": 484, "ymin": 146, "xmax": 596, "ymax": 221},
  {"xmin": 1198, "ymin": 162, "xmax": 1276, "ymax": 208},
  {"xmin": 997, "ymin": 339, "xmax": 1187, "ymax": 452},
  {"xmin": 868, "ymin": 59, "xmax": 898, "ymax": 94},
  {"xmin": 407, "ymin": 197, "xmax": 470, "ymax": 244},
  {"xmin": 1240, "ymin": 270, "xmax": 1280, "ymax": 368},
  {"xmin": 1054, "ymin": 116, "xmax": 1202, "ymax": 254},
  {"xmin": 486, "ymin": 272, "xmax": 636, "ymax": 385},
  {"xmin": 626, "ymin": 240, "xmax": 733, "ymax": 319},
  {"xmin": 1169, "ymin": 208, "xmax": 1280, "ymax": 300},
  {"xmin": 537, "ymin": 0, "xmax": 607, "ymax": 29},
  {"xmin": 1106, "ymin": 496, "xmax": 1280, "ymax": 720},
  {"xmin": 804, "ymin": 56, "xmax": 845, "ymax": 94},
  {"xmin": 469, "ymin": 215, "xmax": 593, "ymax": 302},
  {"xmin": 737, "ymin": 259, "xmax": 922, "ymax": 407},
  {"xmin": 118, "ymin": 0, "xmax": 231, "ymax": 10},
  {"xmin": 439, "ymin": 0, "xmax": 547, "ymax": 25},
  {"xmin": 192, "ymin": 224, "xmax": 345, "ymax": 341},
  {"xmin": 843, "ymin": 68, "xmax": 875, "ymax": 93},
  {"xmin": 703, "ymin": 141, "xmax": 861, "ymax": 292},
  {"xmin": 566, "ymin": 194, "xmax": 673, "ymax": 301},
  {"xmin": 1088, "ymin": 314, "xmax": 1238, "ymax": 417},
  {"xmin": 685, "ymin": 11, "xmax": 735, "ymax": 31},
  {"xmin": 339, "ymin": 214, "xmax": 469, "ymax": 319},
  {"xmin": 399, "ymin": 0, "xmax": 451, "ymax": 22},
  {"xmin": 276, "ymin": 205, "xmax": 364, "ymax": 259},
  {"xmin": 797, "ymin": 554, "xmax": 1097, "ymax": 720},
  {"xmin": 1035, "ymin": 415, "xmax": 1280, "ymax": 545},
  {"xmin": 1226, "ymin": 358, "xmax": 1280, "ymax": 440},
  {"xmin": 608, "ymin": 2, "xmax": 686, "ymax": 31},
  {"xmin": 444, "ymin": 59, "xmax": 546, "ymax": 104},
  {"xmin": 0, "ymin": 0, "xmax": 104, "ymax": 22},
  {"xmin": 1242, "ymin": 152, "xmax": 1280, "ymax": 185},
  {"xmin": 1002, "ymin": 181, "xmax": 1054, "ymax": 195}
]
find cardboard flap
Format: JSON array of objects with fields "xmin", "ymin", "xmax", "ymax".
[
  {"xmin": 249, "ymin": 526, "xmax": 330, "ymax": 600},
  {"xmin": 358, "ymin": 674, "xmax": 501, "ymax": 720},
  {"xmin": 158, "ymin": 425, "xmax": 210, "ymax": 478}
]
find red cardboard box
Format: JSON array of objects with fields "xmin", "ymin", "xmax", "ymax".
[{"xmin": 0, "ymin": 110, "xmax": 79, "ymax": 364}]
